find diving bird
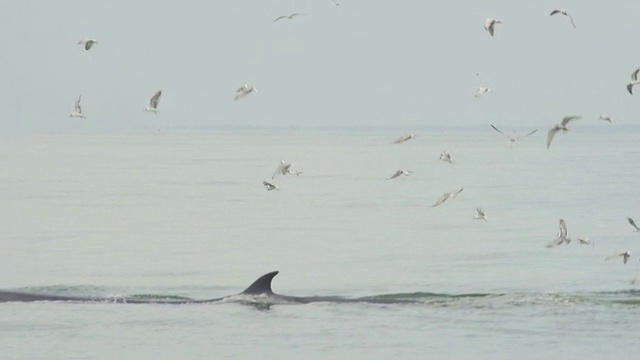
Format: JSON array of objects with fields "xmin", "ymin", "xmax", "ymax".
[
  {"xmin": 475, "ymin": 87, "xmax": 491, "ymax": 97},
  {"xmin": 490, "ymin": 124, "xmax": 538, "ymax": 145},
  {"xmin": 547, "ymin": 115, "xmax": 581, "ymax": 149},
  {"xmin": 144, "ymin": 90, "xmax": 162, "ymax": 114},
  {"xmin": 598, "ymin": 115, "xmax": 613, "ymax": 123},
  {"xmin": 386, "ymin": 169, "xmax": 413, "ymax": 180},
  {"xmin": 272, "ymin": 161, "xmax": 293, "ymax": 179},
  {"xmin": 626, "ymin": 67, "xmax": 640, "ymax": 94},
  {"xmin": 473, "ymin": 207, "xmax": 487, "ymax": 221},
  {"xmin": 605, "ymin": 251, "xmax": 631, "ymax": 264},
  {"xmin": 484, "ymin": 18, "xmax": 502, "ymax": 37},
  {"xmin": 628, "ymin": 217, "xmax": 640, "ymax": 232},
  {"xmin": 69, "ymin": 95, "xmax": 86, "ymax": 119},
  {"xmin": 547, "ymin": 219, "xmax": 571, "ymax": 248},
  {"xmin": 273, "ymin": 13, "xmax": 307, "ymax": 22},
  {"xmin": 439, "ymin": 150, "xmax": 453, "ymax": 164},
  {"xmin": 77, "ymin": 37, "xmax": 98, "ymax": 50},
  {"xmin": 431, "ymin": 187, "xmax": 463, "ymax": 208},
  {"xmin": 234, "ymin": 84, "xmax": 257, "ymax": 100},
  {"xmin": 394, "ymin": 133, "xmax": 415, "ymax": 144},
  {"xmin": 550, "ymin": 9, "xmax": 576, "ymax": 28},
  {"xmin": 262, "ymin": 181, "xmax": 278, "ymax": 191}
]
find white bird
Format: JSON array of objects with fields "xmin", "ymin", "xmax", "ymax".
[
  {"xmin": 605, "ymin": 251, "xmax": 631, "ymax": 264},
  {"xmin": 547, "ymin": 219, "xmax": 571, "ymax": 248},
  {"xmin": 484, "ymin": 18, "xmax": 502, "ymax": 37},
  {"xmin": 550, "ymin": 9, "xmax": 576, "ymax": 28},
  {"xmin": 547, "ymin": 115, "xmax": 581, "ymax": 149},
  {"xmin": 627, "ymin": 68, "xmax": 640, "ymax": 94},
  {"xmin": 272, "ymin": 161, "xmax": 293, "ymax": 179},
  {"xmin": 386, "ymin": 169, "xmax": 413, "ymax": 180},
  {"xmin": 598, "ymin": 115, "xmax": 613, "ymax": 123},
  {"xmin": 490, "ymin": 124, "xmax": 538, "ymax": 145},
  {"xmin": 439, "ymin": 150, "xmax": 453, "ymax": 164},
  {"xmin": 473, "ymin": 207, "xmax": 487, "ymax": 221},
  {"xmin": 262, "ymin": 181, "xmax": 278, "ymax": 191},
  {"xmin": 77, "ymin": 37, "xmax": 98, "ymax": 50},
  {"xmin": 475, "ymin": 87, "xmax": 491, "ymax": 97},
  {"xmin": 144, "ymin": 90, "xmax": 162, "ymax": 114},
  {"xmin": 69, "ymin": 95, "xmax": 86, "ymax": 119},
  {"xmin": 273, "ymin": 13, "xmax": 307, "ymax": 22},
  {"xmin": 234, "ymin": 84, "xmax": 257, "ymax": 100},
  {"xmin": 628, "ymin": 217, "xmax": 640, "ymax": 232},
  {"xmin": 394, "ymin": 133, "xmax": 415, "ymax": 144},
  {"xmin": 431, "ymin": 187, "xmax": 463, "ymax": 208}
]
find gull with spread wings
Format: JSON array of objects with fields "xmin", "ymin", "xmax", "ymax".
[
  {"xmin": 273, "ymin": 13, "xmax": 307, "ymax": 22},
  {"xmin": 431, "ymin": 188, "xmax": 463, "ymax": 208},
  {"xmin": 484, "ymin": 18, "xmax": 502, "ymax": 37},
  {"xmin": 627, "ymin": 67, "xmax": 640, "ymax": 94},
  {"xmin": 550, "ymin": 9, "xmax": 576, "ymax": 28},
  {"xmin": 605, "ymin": 251, "xmax": 631, "ymax": 264},
  {"xmin": 490, "ymin": 124, "xmax": 537, "ymax": 145},
  {"xmin": 547, "ymin": 115, "xmax": 581, "ymax": 149},
  {"xmin": 386, "ymin": 169, "xmax": 413, "ymax": 180}
]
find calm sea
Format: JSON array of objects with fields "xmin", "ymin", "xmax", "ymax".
[{"xmin": 1, "ymin": 126, "xmax": 639, "ymax": 359}]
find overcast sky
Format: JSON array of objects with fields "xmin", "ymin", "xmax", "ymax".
[{"xmin": 1, "ymin": 0, "xmax": 639, "ymax": 135}]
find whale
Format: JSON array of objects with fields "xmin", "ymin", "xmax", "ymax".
[{"xmin": 0, "ymin": 271, "xmax": 419, "ymax": 305}]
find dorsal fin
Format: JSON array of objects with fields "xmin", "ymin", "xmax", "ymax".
[{"xmin": 241, "ymin": 271, "xmax": 279, "ymax": 295}]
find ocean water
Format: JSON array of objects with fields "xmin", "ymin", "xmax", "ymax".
[{"xmin": 1, "ymin": 126, "xmax": 639, "ymax": 359}]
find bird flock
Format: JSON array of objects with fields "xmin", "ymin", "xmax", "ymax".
[{"xmin": 65, "ymin": 5, "xmax": 640, "ymax": 284}]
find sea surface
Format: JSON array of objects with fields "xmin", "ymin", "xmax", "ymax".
[{"xmin": 1, "ymin": 126, "xmax": 639, "ymax": 359}]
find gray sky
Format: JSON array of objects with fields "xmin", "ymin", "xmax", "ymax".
[{"xmin": 1, "ymin": 0, "xmax": 639, "ymax": 135}]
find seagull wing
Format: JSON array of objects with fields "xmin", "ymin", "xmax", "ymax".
[
  {"xmin": 560, "ymin": 115, "xmax": 581, "ymax": 126},
  {"xmin": 605, "ymin": 253, "xmax": 623, "ymax": 261},
  {"xmin": 550, "ymin": 10, "xmax": 561, "ymax": 16},
  {"xmin": 566, "ymin": 13, "xmax": 576, "ymax": 28},
  {"xmin": 490, "ymin": 124, "xmax": 506, "ymax": 136},
  {"xmin": 273, "ymin": 15, "xmax": 288, "ymax": 22},
  {"xmin": 522, "ymin": 129, "xmax": 538, "ymax": 137},
  {"xmin": 150, "ymin": 90, "xmax": 162, "ymax": 108},
  {"xmin": 74, "ymin": 96, "xmax": 82, "ymax": 112},
  {"xmin": 289, "ymin": 13, "xmax": 307, "ymax": 18},
  {"xmin": 386, "ymin": 170, "xmax": 402, "ymax": 180},
  {"xmin": 431, "ymin": 193, "xmax": 451, "ymax": 208},
  {"xmin": 546, "ymin": 126, "xmax": 561, "ymax": 149},
  {"xmin": 631, "ymin": 68, "xmax": 640, "ymax": 81},
  {"xmin": 627, "ymin": 82, "xmax": 635, "ymax": 95},
  {"xmin": 559, "ymin": 219, "xmax": 568, "ymax": 238},
  {"xmin": 546, "ymin": 236, "xmax": 566, "ymax": 248},
  {"xmin": 628, "ymin": 217, "xmax": 640, "ymax": 231}
]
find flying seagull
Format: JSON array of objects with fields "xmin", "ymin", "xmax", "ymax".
[
  {"xmin": 386, "ymin": 169, "xmax": 413, "ymax": 180},
  {"xmin": 547, "ymin": 115, "xmax": 581, "ymax": 149},
  {"xmin": 577, "ymin": 237, "xmax": 594, "ymax": 247},
  {"xmin": 431, "ymin": 187, "xmax": 463, "ymax": 208},
  {"xmin": 626, "ymin": 67, "xmax": 640, "ymax": 94},
  {"xmin": 484, "ymin": 18, "xmax": 502, "ymax": 37},
  {"xmin": 144, "ymin": 90, "xmax": 162, "ymax": 114},
  {"xmin": 547, "ymin": 219, "xmax": 571, "ymax": 247},
  {"xmin": 490, "ymin": 124, "xmax": 538, "ymax": 145},
  {"xmin": 262, "ymin": 181, "xmax": 278, "ymax": 191},
  {"xmin": 439, "ymin": 150, "xmax": 453, "ymax": 164},
  {"xmin": 394, "ymin": 133, "xmax": 415, "ymax": 144},
  {"xmin": 77, "ymin": 37, "xmax": 98, "ymax": 50},
  {"xmin": 628, "ymin": 217, "xmax": 640, "ymax": 232},
  {"xmin": 473, "ymin": 207, "xmax": 487, "ymax": 221},
  {"xmin": 550, "ymin": 9, "xmax": 576, "ymax": 28},
  {"xmin": 273, "ymin": 13, "xmax": 307, "ymax": 22},
  {"xmin": 272, "ymin": 161, "xmax": 295, "ymax": 179},
  {"xmin": 475, "ymin": 87, "xmax": 491, "ymax": 97},
  {"xmin": 69, "ymin": 95, "xmax": 86, "ymax": 119},
  {"xmin": 234, "ymin": 84, "xmax": 257, "ymax": 101},
  {"xmin": 605, "ymin": 251, "xmax": 631, "ymax": 264},
  {"xmin": 598, "ymin": 115, "xmax": 613, "ymax": 123}
]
